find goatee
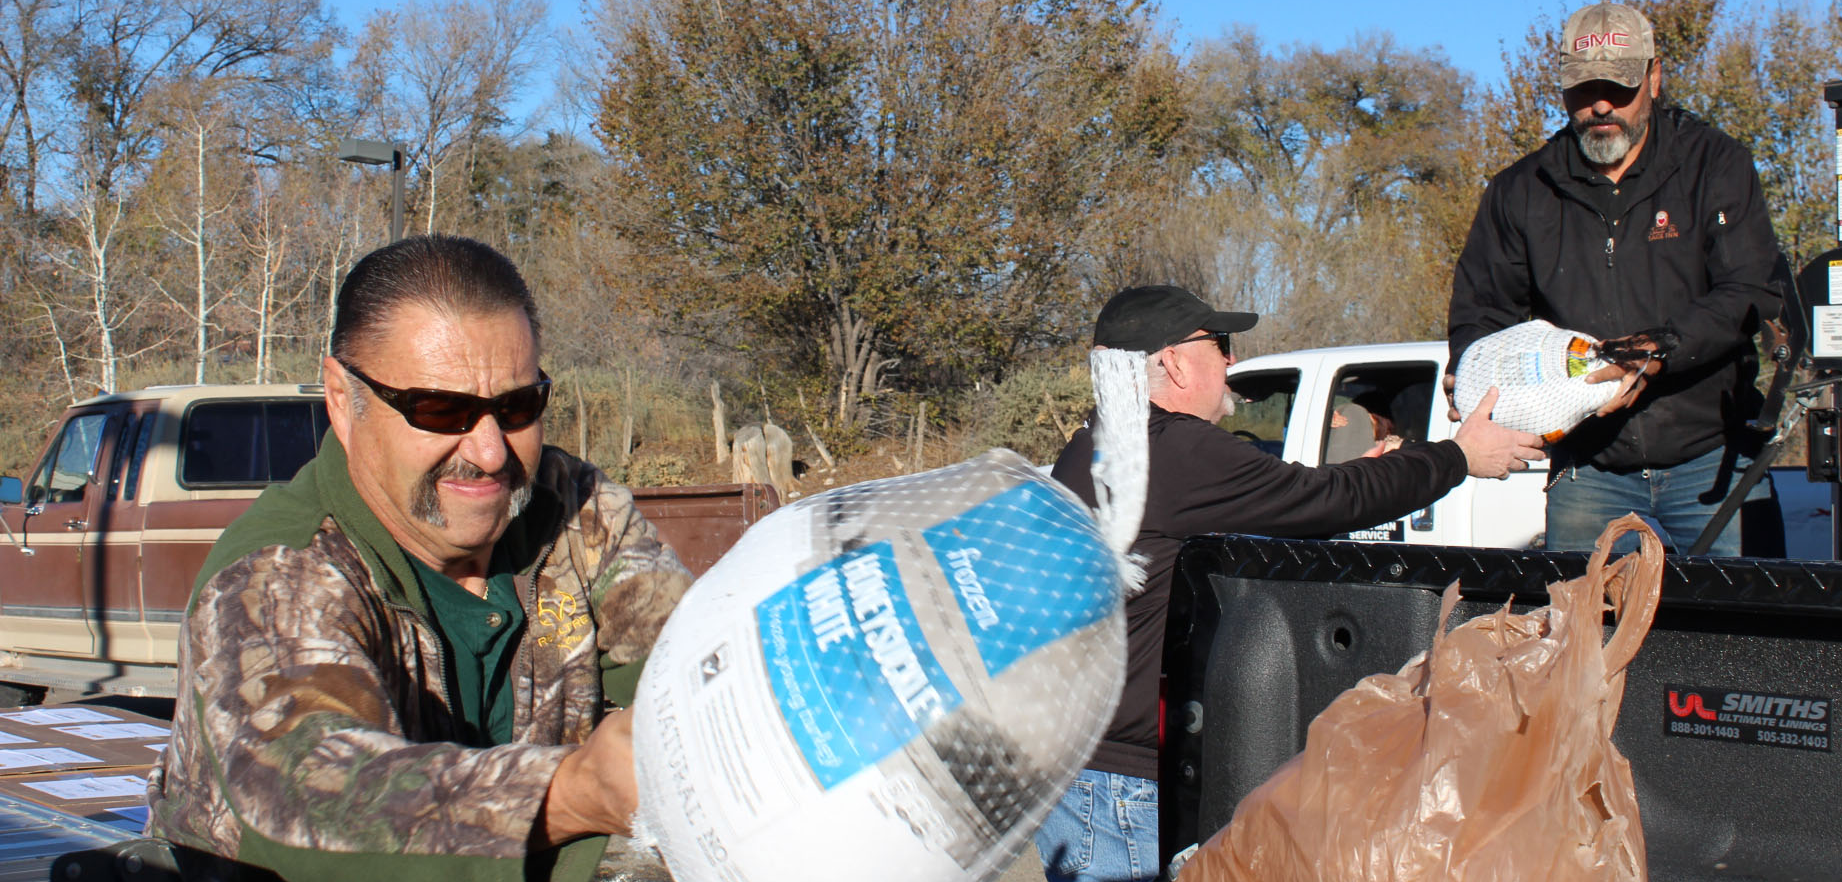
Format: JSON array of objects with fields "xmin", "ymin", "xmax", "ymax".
[{"xmin": 1573, "ymin": 104, "xmax": 1650, "ymax": 168}]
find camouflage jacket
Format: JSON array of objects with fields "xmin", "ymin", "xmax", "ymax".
[{"xmin": 146, "ymin": 436, "xmax": 691, "ymax": 882}]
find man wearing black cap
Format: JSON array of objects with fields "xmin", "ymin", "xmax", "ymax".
[
  {"xmin": 1447, "ymin": 2, "xmax": 1781, "ymax": 556},
  {"xmin": 1035, "ymin": 284, "xmax": 1543, "ymax": 882}
]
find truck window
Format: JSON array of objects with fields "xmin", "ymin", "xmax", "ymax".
[
  {"xmin": 30, "ymin": 412, "xmax": 112, "ymax": 504},
  {"xmin": 1222, "ymin": 370, "xmax": 1299, "ymax": 458},
  {"xmin": 1321, "ymin": 362, "xmax": 1438, "ymax": 465},
  {"xmin": 105, "ymin": 414, "xmax": 140, "ymax": 500},
  {"xmin": 119, "ymin": 413, "xmax": 156, "ymax": 501},
  {"xmin": 181, "ymin": 401, "xmax": 329, "ymax": 487}
]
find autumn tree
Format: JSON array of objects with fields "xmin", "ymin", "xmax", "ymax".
[
  {"xmin": 1165, "ymin": 31, "xmax": 1480, "ymax": 351},
  {"xmin": 596, "ymin": 0, "xmax": 1183, "ymax": 441}
]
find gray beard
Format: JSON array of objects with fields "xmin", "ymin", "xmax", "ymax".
[
  {"xmin": 410, "ymin": 455, "xmax": 532, "ymax": 528},
  {"xmin": 1574, "ymin": 107, "xmax": 1650, "ymax": 167}
]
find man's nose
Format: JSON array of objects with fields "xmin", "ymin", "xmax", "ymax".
[{"xmin": 458, "ymin": 414, "xmax": 511, "ymax": 473}]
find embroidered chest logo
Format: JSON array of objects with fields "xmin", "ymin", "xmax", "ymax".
[
  {"xmin": 535, "ymin": 590, "xmax": 591, "ymax": 652},
  {"xmin": 1648, "ymin": 209, "xmax": 1680, "ymax": 242}
]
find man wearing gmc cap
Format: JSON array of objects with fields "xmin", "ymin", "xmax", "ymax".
[
  {"xmin": 1447, "ymin": 2, "xmax": 1782, "ymax": 555},
  {"xmin": 1037, "ymin": 284, "xmax": 1543, "ymax": 882}
]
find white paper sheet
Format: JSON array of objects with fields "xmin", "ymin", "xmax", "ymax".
[
  {"xmin": 51, "ymin": 722, "xmax": 169, "ymax": 741},
  {"xmin": 0, "ymin": 747, "xmax": 100, "ymax": 769},
  {"xmin": 0, "ymin": 707, "xmax": 118, "ymax": 726},
  {"xmin": 0, "ymin": 729, "xmax": 35, "ymax": 745},
  {"xmin": 23, "ymin": 774, "xmax": 147, "ymax": 800}
]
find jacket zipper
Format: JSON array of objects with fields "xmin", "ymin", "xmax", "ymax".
[
  {"xmin": 508, "ymin": 538, "xmax": 559, "ymax": 728},
  {"xmin": 390, "ymin": 602, "xmax": 457, "ymax": 721}
]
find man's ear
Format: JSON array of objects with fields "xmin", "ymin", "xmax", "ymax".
[
  {"xmin": 1648, "ymin": 60, "xmax": 1662, "ymax": 99},
  {"xmin": 323, "ymin": 355, "xmax": 356, "ymax": 448},
  {"xmin": 1161, "ymin": 345, "xmax": 1192, "ymax": 389}
]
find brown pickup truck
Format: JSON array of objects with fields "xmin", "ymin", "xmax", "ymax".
[{"xmin": 0, "ymin": 384, "xmax": 776, "ymax": 701}]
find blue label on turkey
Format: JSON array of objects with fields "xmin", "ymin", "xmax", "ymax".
[
  {"xmin": 758, "ymin": 541, "xmax": 963, "ymax": 789},
  {"xmin": 921, "ymin": 481, "xmax": 1117, "ymax": 676}
]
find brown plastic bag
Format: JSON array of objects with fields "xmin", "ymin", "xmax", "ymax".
[{"xmin": 1182, "ymin": 515, "xmax": 1663, "ymax": 882}]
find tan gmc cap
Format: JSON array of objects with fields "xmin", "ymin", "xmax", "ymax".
[{"xmin": 1559, "ymin": 3, "xmax": 1655, "ymax": 89}]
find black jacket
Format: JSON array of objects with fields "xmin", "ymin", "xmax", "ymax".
[
  {"xmin": 1448, "ymin": 108, "xmax": 1779, "ymax": 471},
  {"xmin": 1051, "ymin": 404, "xmax": 1468, "ymax": 780}
]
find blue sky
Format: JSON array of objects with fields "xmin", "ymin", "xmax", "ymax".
[
  {"xmin": 1153, "ymin": 0, "xmax": 1569, "ymax": 86},
  {"xmin": 329, "ymin": 0, "xmax": 1564, "ymax": 86},
  {"xmin": 325, "ymin": 0, "xmax": 1750, "ymax": 128}
]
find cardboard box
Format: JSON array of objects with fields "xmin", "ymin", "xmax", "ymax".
[
  {"xmin": 0, "ymin": 766, "xmax": 152, "ymax": 834},
  {"xmin": 0, "ymin": 703, "xmax": 169, "ymax": 773},
  {"xmin": 0, "ymin": 703, "xmax": 166, "ymax": 827}
]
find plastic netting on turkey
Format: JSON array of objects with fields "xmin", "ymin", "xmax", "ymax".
[
  {"xmin": 1453, "ymin": 319, "xmax": 1618, "ymax": 441},
  {"xmin": 630, "ymin": 450, "xmax": 1128, "ymax": 882}
]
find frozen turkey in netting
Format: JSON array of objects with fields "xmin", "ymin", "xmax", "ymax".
[
  {"xmin": 630, "ymin": 449, "xmax": 1130, "ymax": 882},
  {"xmin": 1453, "ymin": 319, "xmax": 1618, "ymax": 441}
]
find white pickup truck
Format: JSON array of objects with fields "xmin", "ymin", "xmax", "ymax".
[
  {"xmin": 1221, "ymin": 341, "xmax": 1548, "ymax": 548},
  {"xmin": 1221, "ymin": 340, "xmax": 1830, "ymax": 556}
]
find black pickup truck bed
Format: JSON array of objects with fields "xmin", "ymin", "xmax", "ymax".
[{"xmin": 1163, "ymin": 535, "xmax": 1842, "ymax": 881}]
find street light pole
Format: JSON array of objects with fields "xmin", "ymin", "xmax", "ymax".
[
  {"xmin": 390, "ymin": 146, "xmax": 404, "ymax": 243},
  {"xmin": 338, "ymin": 137, "xmax": 407, "ymax": 242}
]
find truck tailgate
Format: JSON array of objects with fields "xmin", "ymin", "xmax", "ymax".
[{"xmin": 1163, "ymin": 535, "xmax": 1842, "ymax": 880}]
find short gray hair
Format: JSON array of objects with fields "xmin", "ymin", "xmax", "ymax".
[{"xmin": 1145, "ymin": 353, "xmax": 1171, "ymax": 398}]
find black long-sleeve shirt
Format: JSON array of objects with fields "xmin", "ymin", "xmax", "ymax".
[{"xmin": 1051, "ymin": 404, "xmax": 1467, "ymax": 779}]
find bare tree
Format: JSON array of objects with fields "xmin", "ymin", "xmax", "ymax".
[
  {"xmin": 148, "ymin": 83, "xmax": 242, "ymax": 383},
  {"xmin": 353, "ymin": 0, "xmax": 545, "ymax": 234},
  {"xmin": 41, "ymin": 156, "xmax": 170, "ymax": 393},
  {"xmin": 0, "ymin": 0, "xmax": 83, "ymax": 213}
]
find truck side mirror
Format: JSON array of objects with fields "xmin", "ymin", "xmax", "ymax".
[{"xmin": 0, "ymin": 476, "xmax": 19, "ymax": 505}]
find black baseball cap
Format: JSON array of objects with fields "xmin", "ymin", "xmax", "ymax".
[{"xmin": 1093, "ymin": 285, "xmax": 1259, "ymax": 351}]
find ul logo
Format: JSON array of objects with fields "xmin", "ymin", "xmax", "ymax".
[{"xmin": 1668, "ymin": 690, "xmax": 1717, "ymax": 720}]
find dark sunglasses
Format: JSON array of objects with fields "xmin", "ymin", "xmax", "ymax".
[
  {"xmin": 339, "ymin": 361, "xmax": 552, "ymax": 435},
  {"xmin": 1170, "ymin": 331, "xmax": 1232, "ymax": 358}
]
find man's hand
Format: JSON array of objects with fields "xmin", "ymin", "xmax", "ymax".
[
  {"xmin": 1362, "ymin": 435, "xmax": 1403, "ymax": 458},
  {"xmin": 533, "ymin": 707, "xmax": 638, "ymax": 849},
  {"xmin": 1443, "ymin": 373, "xmax": 1460, "ymax": 422},
  {"xmin": 1586, "ymin": 332, "xmax": 1665, "ymax": 416},
  {"xmin": 1584, "ymin": 336, "xmax": 1664, "ymax": 416},
  {"xmin": 1453, "ymin": 387, "xmax": 1547, "ymax": 478}
]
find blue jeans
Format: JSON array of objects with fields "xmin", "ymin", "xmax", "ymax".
[
  {"xmin": 1034, "ymin": 769, "xmax": 1159, "ymax": 882},
  {"xmin": 1545, "ymin": 445, "xmax": 1772, "ymax": 556}
]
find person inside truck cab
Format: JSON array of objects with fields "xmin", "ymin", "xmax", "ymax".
[
  {"xmin": 1447, "ymin": 2, "xmax": 1782, "ymax": 556},
  {"xmin": 1035, "ymin": 284, "xmax": 1545, "ymax": 882},
  {"xmin": 146, "ymin": 235, "xmax": 691, "ymax": 881}
]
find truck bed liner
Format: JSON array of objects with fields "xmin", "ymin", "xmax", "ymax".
[{"xmin": 1164, "ymin": 535, "xmax": 1842, "ymax": 881}]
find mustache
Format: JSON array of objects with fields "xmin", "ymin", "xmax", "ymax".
[
  {"xmin": 1575, "ymin": 112, "xmax": 1629, "ymax": 132},
  {"xmin": 409, "ymin": 454, "xmax": 532, "ymax": 527},
  {"xmin": 430, "ymin": 456, "xmax": 529, "ymax": 486}
]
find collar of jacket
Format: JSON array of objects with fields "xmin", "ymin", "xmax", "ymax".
[
  {"xmin": 189, "ymin": 429, "xmax": 564, "ymax": 617},
  {"xmin": 1536, "ymin": 105, "xmax": 1693, "ymax": 213}
]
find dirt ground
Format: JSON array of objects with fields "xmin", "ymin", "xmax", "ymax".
[{"xmin": 1001, "ymin": 845, "xmax": 1044, "ymax": 882}]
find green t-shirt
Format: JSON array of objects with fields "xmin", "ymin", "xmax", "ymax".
[{"xmin": 406, "ymin": 551, "xmax": 526, "ymax": 746}]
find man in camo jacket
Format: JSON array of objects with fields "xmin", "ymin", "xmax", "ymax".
[{"xmin": 147, "ymin": 235, "xmax": 692, "ymax": 882}]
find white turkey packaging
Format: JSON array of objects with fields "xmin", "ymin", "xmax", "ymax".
[
  {"xmin": 1453, "ymin": 319, "xmax": 1619, "ymax": 441},
  {"xmin": 630, "ymin": 449, "xmax": 1129, "ymax": 882}
]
